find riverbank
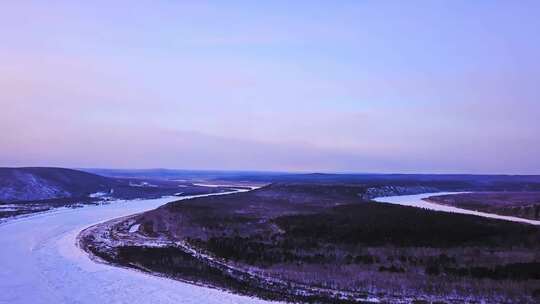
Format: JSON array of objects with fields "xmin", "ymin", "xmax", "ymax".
[
  {"xmin": 79, "ymin": 184, "xmax": 540, "ymax": 303},
  {"xmin": 373, "ymin": 192, "xmax": 540, "ymax": 225},
  {"xmin": 0, "ymin": 194, "xmax": 274, "ymax": 304}
]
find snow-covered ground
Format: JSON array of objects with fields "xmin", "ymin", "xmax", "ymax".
[
  {"xmin": 373, "ymin": 192, "xmax": 540, "ymax": 225},
  {"xmin": 192, "ymin": 183, "xmax": 233, "ymax": 188},
  {"xmin": 128, "ymin": 223, "xmax": 141, "ymax": 233},
  {"xmin": 192, "ymin": 183, "xmax": 259, "ymax": 190},
  {"xmin": 0, "ymin": 193, "xmax": 276, "ymax": 304}
]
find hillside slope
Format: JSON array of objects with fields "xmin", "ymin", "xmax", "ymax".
[{"xmin": 0, "ymin": 167, "xmax": 119, "ymax": 203}]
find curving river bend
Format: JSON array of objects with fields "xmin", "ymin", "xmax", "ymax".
[
  {"xmin": 0, "ymin": 193, "xmax": 274, "ymax": 304},
  {"xmin": 373, "ymin": 192, "xmax": 540, "ymax": 225},
  {"xmin": 2, "ymin": 191, "xmax": 539, "ymax": 304}
]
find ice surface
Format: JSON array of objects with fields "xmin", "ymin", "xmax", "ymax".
[
  {"xmin": 373, "ymin": 192, "xmax": 540, "ymax": 225},
  {"xmin": 0, "ymin": 194, "xmax": 277, "ymax": 304}
]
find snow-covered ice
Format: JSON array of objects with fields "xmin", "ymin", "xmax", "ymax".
[
  {"xmin": 0, "ymin": 194, "xmax": 277, "ymax": 304},
  {"xmin": 373, "ymin": 192, "xmax": 540, "ymax": 225}
]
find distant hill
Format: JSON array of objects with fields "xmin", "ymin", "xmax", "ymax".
[
  {"xmin": 221, "ymin": 172, "xmax": 540, "ymax": 192},
  {"xmin": 4, "ymin": 167, "xmax": 540, "ymax": 204},
  {"xmin": 80, "ymin": 168, "xmax": 286, "ymax": 181},
  {"xmin": 0, "ymin": 167, "xmax": 244, "ymax": 205},
  {"xmin": 80, "ymin": 169, "xmax": 540, "ymax": 192},
  {"xmin": 0, "ymin": 167, "xmax": 119, "ymax": 203}
]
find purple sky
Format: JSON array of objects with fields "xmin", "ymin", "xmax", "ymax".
[{"xmin": 1, "ymin": 1, "xmax": 540, "ymax": 174}]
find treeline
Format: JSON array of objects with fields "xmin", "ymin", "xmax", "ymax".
[
  {"xmin": 427, "ymin": 262, "xmax": 540, "ymax": 281},
  {"xmin": 190, "ymin": 237, "xmax": 331, "ymax": 265},
  {"xmin": 274, "ymin": 203, "xmax": 540, "ymax": 248}
]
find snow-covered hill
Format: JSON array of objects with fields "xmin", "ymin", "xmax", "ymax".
[{"xmin": 0, "ymin": 167, "xmax": 118, "ymax": 203}]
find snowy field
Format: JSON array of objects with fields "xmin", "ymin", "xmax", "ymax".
[
  {"xmin": 374, "ymin": 192, "xmax": 540, "ymax": 225},
  {"xmin": 0, "ymin": 194, "xmax": 276, "ymax": 304}
]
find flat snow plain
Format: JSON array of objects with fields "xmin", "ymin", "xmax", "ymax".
[{"xmin": 0, "ymin": 194, "xmax": 276, "ymax": 304}]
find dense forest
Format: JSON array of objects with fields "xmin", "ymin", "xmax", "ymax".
[{"xmin": 84, "ymin": 181, "xmax": 540, "ymax": 303}]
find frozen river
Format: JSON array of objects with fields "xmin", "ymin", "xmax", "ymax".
[
  {"xmin": 373, "ymin": 192, "xmax": 540, "ymax": 225},
  {"xmin": 0, "ymin": 193, "xmax": 274, "ymax": 304},
  {"xmin": 3, "ymin": 190, "xmax": 538, "ymax": 304}
]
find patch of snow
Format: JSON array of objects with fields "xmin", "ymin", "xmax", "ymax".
[
  {"xmin": 129, "ymin": 181, "xmax": 158, "ymax": 188},
  {"xmin": 89, "ymin": 192, "xmax": 107, "ymax": 198},
  {"xmin": 0, "ymin": 204, "xmax": 23, "ymax": 210},
  {"xmin": 373, "ymin": 192, "xmax": 540, "ymax": 225},
  {"xmin": 128, "ymin": 224, "xmax": 141, "ymax": 233},
  {"xmin": 192, "ymin": 183, "xmax": 233, "ymax": 188},
  {"xmin": 193, "ymin": 183, "xmax": 260, "ymax": 190}
]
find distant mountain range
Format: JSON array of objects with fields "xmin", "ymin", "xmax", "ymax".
[
  {"xmin": 80, "ymin": 168, "xmax": 286, "ymax": 180},
  {"xmin": 3, "ymin": 167, "xmax": 540, "ymax": 204},
  {"xmin": 221, "ymin": 172, "xmax": 540, "ymax": 192}
]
